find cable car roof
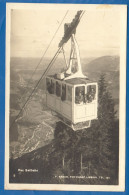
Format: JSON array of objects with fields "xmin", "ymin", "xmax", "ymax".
[{"xmin": 47, "ymin": 75, "xmax": 95, "ymax": 86}]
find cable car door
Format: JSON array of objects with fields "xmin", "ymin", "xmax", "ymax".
[
  {"xmin": 85, "ymin": 83, "xmax": 97, "ymax": 119},
  {"xmin": 74, "ymin": 85, "xmax": 86, "ymax": 121}
]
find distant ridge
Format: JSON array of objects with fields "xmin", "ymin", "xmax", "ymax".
[
  {"xmin": 82, "ymin": 55, "xmax": 119, "ymax": 73},
  {"xmin": 81, "ymin": 55, "xmax": 120, "ymax": 103}
]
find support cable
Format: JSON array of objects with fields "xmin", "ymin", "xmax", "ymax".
[
  {"xmin": 10, "ymin": 47, "xmax": 62, "ymax": 130},
  {"xmin": 19, "ymin": 10, "xmax": 69, "ymax": 102}
]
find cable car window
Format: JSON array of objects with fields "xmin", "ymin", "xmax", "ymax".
[
  {"xmin": 87, "ymin": 85, "xmax": 96, "ymax": 103},
  {"xmin": 56, "ymin": 81, "xmax": 61, "ymax": 97},
  {"xmin": 46, "ymin": 78, "xmax": 50, "ymax": 92},
  {"xmin": 51, "ymin": 80, "xmax": 55, "ymax": 94},
  {"xmin": 67, "ymin": 86, "xmax": 72, "ymax": 102},
  {"xmin": 46, "ymin": 78, "xmax": 55, "ymax": 94},
  {"xmin": 75, "ymin": 86, "xmax": 85, "ymax": 104},
  {"xmin": 61, "ymin": 84, "xmax": 66, "ymax": 101}
]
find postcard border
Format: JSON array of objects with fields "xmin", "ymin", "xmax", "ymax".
[{"xmin": 4, "ymin": 2, "xmax": 127, "ymax": 192}]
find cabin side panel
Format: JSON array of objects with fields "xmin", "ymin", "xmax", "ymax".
[
  {"xmin": 46, "ymin": 94, "xmax": 56, "ymax": 110},
  {"xmin": 61, "ymin": 102, "xmax": 72, "ymax": 119}
]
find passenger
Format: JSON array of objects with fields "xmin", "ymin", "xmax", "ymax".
[
  {"xmin": 87, "ymin": 88, "xmax": 95, "ymax": 103},
  {"xmin": 47, "ymin": 81, "xmax": 54, "ymax": 94},
  {"xmin": 61, "ymin": 85, "xmax": 66, "ymax": 101},
  {"xmin": 84, "ymin": 94, "xmax": 87, "ymax": 104},
  {"xmin": 47, "ymin": 81, "xmax": 51, "ymax": 93},
  {"xmin": 91, "ymin": 88, "xmax": 95, "ymax": 99},
  {"xmin": 51, "ymin": 82, "xmax": 55, "ymax": 94},
  {"xmin": 56, "ymin": 82, "xmax": 61, "ymax": 97},
  {"xmin": 75, "ymin": 90, "xmax": 84, "ymax": 104}
]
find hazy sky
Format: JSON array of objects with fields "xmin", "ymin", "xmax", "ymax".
[{"xmin": 10, "ymin": 5, "xmax": 120, "ymax": 59}]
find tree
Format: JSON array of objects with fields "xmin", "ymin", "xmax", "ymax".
[{"xmin": 97, "ymin": 74, "xmax": 118, "ymax": 183}]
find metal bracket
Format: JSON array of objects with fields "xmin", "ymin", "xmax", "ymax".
[{"xmin": 64, "ymin": 34, "xmax": 87, "ymax": 80}]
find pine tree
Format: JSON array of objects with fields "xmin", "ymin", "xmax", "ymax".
[{"xmin": 97, "ymin": 74, "xmax": 117, "ymax": 183}]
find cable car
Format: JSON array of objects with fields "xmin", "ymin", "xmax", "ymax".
[
  {"xmin": 46, "ymin": 76, "xmax": 98, "ymax": 130},
  {"xmin": 45, "ymin": 11, "xmax": 98, "ymax": 130}
]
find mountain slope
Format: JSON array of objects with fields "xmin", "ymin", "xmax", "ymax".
[{"xmin": 82, "ymin": 56, "xmax": 119, "ymax": 73}]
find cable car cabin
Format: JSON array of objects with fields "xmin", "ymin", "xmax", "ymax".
[{"xmin": 45, "ymin": 75, "xmax": 98, "ymax": 131}]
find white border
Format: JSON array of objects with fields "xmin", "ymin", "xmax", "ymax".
[{"xmin": 5, "ymin": 3, "xmax": 127, "ymax": 191}]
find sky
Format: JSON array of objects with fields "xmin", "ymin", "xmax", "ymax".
[{"xmin": 10, "ymin": 5, "xmax": 120, "ymax": 59}]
